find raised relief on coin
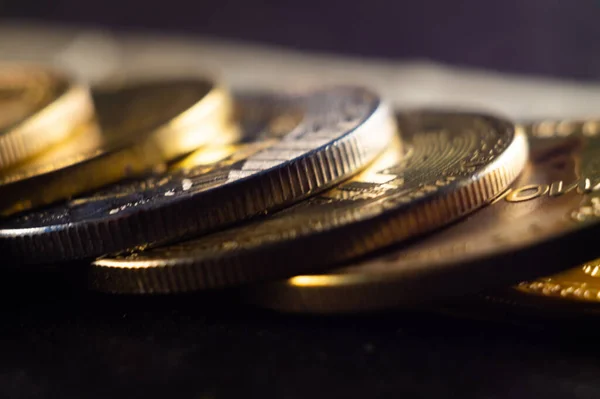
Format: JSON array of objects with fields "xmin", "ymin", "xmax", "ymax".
[
  {"xmin": 245, "ymin": 119, "xmax": 600, "ymax": 313},
  {"xmin": 89, "ymin": 111, "xmax": 525, "ymax": 295},
  {"xmin": 1, "ymin": 86, "xmax": 395, "ymax": 265},
  {"xmin": 514, "ymin": 259, "xmax": 600, "ymax": 303},
  {"xmin": 0, "ymin": 65, "xmax": 95, "ymax": 169},
  {"xmin": 0, "ymin": 78, "xmax": 234, "ymax": 216}
]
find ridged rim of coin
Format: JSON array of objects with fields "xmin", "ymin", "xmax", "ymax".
[
  {"xmin": 89, "ymin": 110, "xmax": 526, "ymax": 295},
  {"xmin": 0, "ymin": 78, "xmax": 234, "ymax": 215},
  {"xmin": 0, "ymin": 65, "xmax": 94, "ymax": 169},
  {"xmin": 1, "ymin": 86, "xmax": 396, "ymax": 265},
  {"xmin": 244, "ymin": 118, "xmax": 600, "ymax": 314}
]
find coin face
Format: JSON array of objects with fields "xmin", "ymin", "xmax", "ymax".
[
  {"xmin": 0, "ymin": 65, "xmax": 94, "ymax": 169},
  {"xmin": 2, "ymin": 86, "xmax": 395, "ymax": 264},
  {"xmin": 0, "ymin": 78, "xmax": 233, "ymax": 215},
  {"xmin": 241, "ymin": 119, "xmax": 600, "ymax": 313},
  {"xmin": 89, "ymin": 111, "xmax": 526, "ymax": 294}
]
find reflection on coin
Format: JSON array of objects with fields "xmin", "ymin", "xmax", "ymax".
[
  {"xmin": 0, "ymin": 78, "xmax": 233, "ymax": 215},
  {"xmin": 90, "ymin": 111, "xmax": 525, "ymax": 294},
  {"xmin": 2, "ymin": 86, "xmax": 395, "ymax": 264},
  {"xmin": 0, "ymin": 65, "xmax": 94, "ymax": 169},
  {"xmin": 247, "ymin": 119, "xmax": 600, "ymax": 313}
]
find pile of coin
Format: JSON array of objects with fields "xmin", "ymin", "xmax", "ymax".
[{"xmin": 2, "ymin": 65, "xmax": 600, "ymax": 316}]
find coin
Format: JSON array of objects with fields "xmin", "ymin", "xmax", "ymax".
[
  {"xmin": 514, "ymin": 259, "xmax": 600, "ymax": 304},
  {"xmin": 0, "ymin": 65, "xmax": 94, "ymax": 169},
  {"xmin": 89, "ymin": 110, "xmax": 525, "ymax": 294},
  {"xmin": 0, "ymin": 78, "xmax": 233, "ymax": 215},
  {"xmin": 468, "ymin": 121, "xmax": 600, "ymax": 313},
  {"xmin": 244, "ymin": 118, "xmax": 600, "ymax": 313},
  {"xmin": 2, "ymin": 86, "xmax": 395, "ymax": 265}
]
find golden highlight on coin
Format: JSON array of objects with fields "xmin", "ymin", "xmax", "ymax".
[
  {"xmin": 0, "ymin": 78, "xmax": 234, "ymax": 215},
  {"xmin": 514, "ymin": 259, "xmax": 600, "ymax": 304},
  {"xmin": 89, "ymin": 111, "xmax": 525, "ymax": 295},
  {"xmin": 2, "ymin": 86, "xmax": 395, "ymax": 265},
  {"xmin": 0, "ymin": 65, "xmax": 94, "ymax": 169},
  {"xmin": 246, "ymin": 119, "xmax": 600, "ymax": 314}
]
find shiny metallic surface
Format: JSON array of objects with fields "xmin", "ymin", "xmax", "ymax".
[
  {"xmin": 514, "ymin": 259, "xmax": 600, "ymax": 303},
  {"xmin": 0, "ymin": 65, "xmax": 94, "ymax": 169},
  {"xmin": 0, "ymin": 78, "xmax": 233, "ymax": 215},
  {"xmin": 2, "ymin": 86, "xmax": 394, "ymax": 265},
  {"xmin": 90, "ymin": 111, "xmax": 524, "ymax": 294},
  {"xmin": 246, "ymin": 119, "xmax": 600, "ymax": 313}
]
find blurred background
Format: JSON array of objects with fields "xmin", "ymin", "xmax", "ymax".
[{"xmin": 1, "ymin": 0, "xmax": 598, "ymax": 80}]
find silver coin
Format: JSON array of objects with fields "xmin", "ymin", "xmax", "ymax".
[{"xmin": 0, "ymin": 86, "xmax": 396, "ymax": 264}]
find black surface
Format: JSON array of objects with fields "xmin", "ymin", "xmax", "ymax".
[{"xmin": 0, "ymin": 271, "xmax": 599, "ymax": 398}]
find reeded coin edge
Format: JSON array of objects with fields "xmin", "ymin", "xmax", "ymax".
[
  {"xmin": 5, "ymin": 90, "xmax": 396, "ymax": 266},
  {"xmin": 243, "ymin": 121, "xmax": 529, "ymax": 313},
  {"xmin": 246, "ymin": 134, "xmax": 527, "ymax": 313},
  {"xmin": 91, "ymin": 114, "xmax": 527, "ymax": 296}
]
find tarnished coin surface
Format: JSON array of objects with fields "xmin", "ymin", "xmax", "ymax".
[
  {"xmin": 2, "ymin": 86, "xmax": 395, "ymax": 264},
  {"xmin": 90, "ymin": 111, "xmax": 525, "ymax": 294},
  {"xmin": 465, "ymin": 122, "xmax": 600, "ymax": 314},
  {"xmin": 246, "ymin": 119, "xmax": 600, "ymax": 313},
  {"xmin": 0, "ymin": 78, "xmax": 233, "ymax": 215},
  {"xmin": 0, "ymin": 65, "xmax": 94, "ymax": 169}
]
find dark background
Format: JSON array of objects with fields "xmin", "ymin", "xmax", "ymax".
[
  {"xmin": 2, "ymin": 2, "xmax": 600, "ymax": 398},
  {"xmin": 2, "ymin": 0, "xmax": 600, "ymax": 80},
  {"xmin": 2, "ymin": 272, "xmax": 600, "ymax": 399}
]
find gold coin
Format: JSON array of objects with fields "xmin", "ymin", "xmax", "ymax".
[
  {"xmin": 515, "ymin": 260, "xmax": 600, "ymax": 303},
  {"xmin": 0, "ymin": 78, "xmax": 233, "ymax": 215},
  {"xmin": 0, "ymin": 65, "xmax": 94, "ymax": 169},
  {"xmin": 89, "ymin": 110, "xmax": 525, "ymax": 295},
  {"xmin": 246, "ymin": 118, "xmax": 600, "ymax": 313},
  {"xmin": 2, "ymin": 86, "xmax": 395, "ymax": 265},
  {"xmin": 464, "ymin": 120, "xmax": 600, "ymax": 314}
]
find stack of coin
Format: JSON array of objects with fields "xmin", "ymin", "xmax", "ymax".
[{"xmin": 2, "ymin": 64, "xmax": 600, "ymax": 318}]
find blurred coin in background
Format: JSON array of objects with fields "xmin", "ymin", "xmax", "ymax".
[
  {"xmin": 0, "ymin": 78, "xmax": 234, "ymax": 215},
  {"xmin": 0, "ymin": 65, "xmax": 93, "ymax": 169}
]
